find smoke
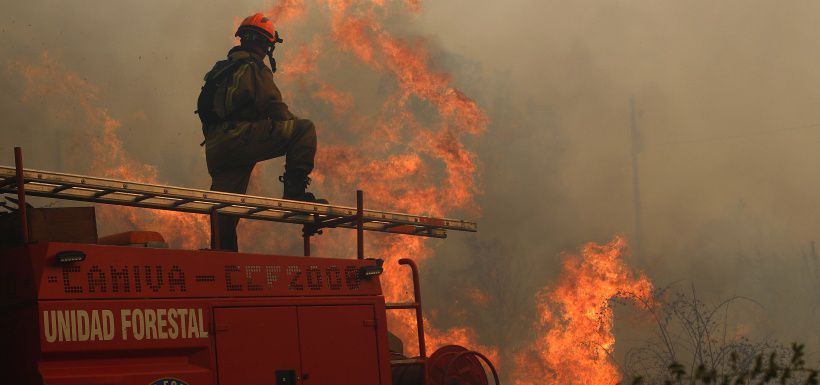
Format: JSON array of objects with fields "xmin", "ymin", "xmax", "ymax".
[
  {"xmin": 2, "ymin": 0, "xmax": 820, "ymax": 382},
  {"xmin": 418, "ymin": 0, "xmax": 820, "ymax": 373}
]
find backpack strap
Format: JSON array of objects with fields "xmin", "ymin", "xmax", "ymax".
[{"xmin": 196, "ymin": 58, "xmax": 256, "ymax": 128}]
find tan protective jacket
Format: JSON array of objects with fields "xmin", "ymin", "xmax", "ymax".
[
  {"xmin": 201, "ymin": 47, "xmax": 296, "ymax": 149},
  {"xmin": 206, "ymin": 47, "xmax": 294, "ymax": 122}
]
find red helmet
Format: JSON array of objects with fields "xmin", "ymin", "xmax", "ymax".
[{"xmin": 235, "ymin": 13, "xmax": 282, "ymax": 44}]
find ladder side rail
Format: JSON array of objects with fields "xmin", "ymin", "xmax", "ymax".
[
  {"xmin": 0, "ymin": 165, "xmax": 475, "ymax": 235},
  {"xmin": 0, "ymin": 178, "xmax": 345, "ymax": 220},
  {"xmin": 1, "ymin": 166, "xmax": 477, "ymax": 232},
  {"xmin": 2, "ymin": 186, "xmax": 327, "ymax": 226},
  {"xmin": 0, "ymin": 185, "xmax": 450, "ymax": 239},
  {"xmin": 0, "ymin": 166, "xmax": 343, "ymax": 216}
]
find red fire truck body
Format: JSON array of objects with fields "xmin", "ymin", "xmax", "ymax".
[
  {"xmin": 0, "ymin": 147, "xmax": 496, "ymax": 385},
  {"xmin": 1, "ymin": 242, "xmax": 392, "ymax": 385}
]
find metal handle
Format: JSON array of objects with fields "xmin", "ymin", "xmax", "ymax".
[
  {"xmin": 14, "ymin": 147, "xmax": 28, "ymax": 243},
  {"xmin": 398, "ymin": 258, "xmax": 426, "ymax": 359}
]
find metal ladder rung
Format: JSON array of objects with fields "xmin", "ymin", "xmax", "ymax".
[
  {"xmin": 93, "ymin": 189, "xmax": 115, "ymax": 198},
  {"xmin": 317, "ymin": 214, "xmax": 359, "ymax": 228},
  {"xmin": 171, "ymin": 198, "xmax": 195, "ymax": 207},
  {"xmin": 386, "ymin": 302, "xmax": 419, "ymax": 309},
  {"xmin": 209, "ymin": 202, "xmax": 231, "ymax": 210},
  {"xmin": 50, "ymin": 185, "xmax": 73, "ymax": 193},
  {"xmin": 413, "ymin": 226, "xmax": 432, "ymax": 235},
  {"xmin": 390, "ymin": 358, "xmax": 426, "ymax": 366},
  {"xmin": 246, "ymin": 207, "xmax": 269, "ymax": 215},
  {"xmin": 281, "ymin": 211, "xmax": 299, "ymax": 219},
  {"xmin": 376, "ymin": 224, "xmax": 430, "ymax": 236},
  {"xmin": 132, "ymin": 194, "xmax": 154, "ymax": 202},
  {"xmin": 0, "ymin": 178, "xmax": 17, "ymax": 188}
]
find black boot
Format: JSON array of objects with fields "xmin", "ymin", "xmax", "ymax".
[{"xmin": 280, "ymin": 171, "xmax": 328, "ymax": 204}]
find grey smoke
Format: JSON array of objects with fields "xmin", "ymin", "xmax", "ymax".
[{"xmin": 2, "ymin": 0, "xmax": 819, "ymax": 379}]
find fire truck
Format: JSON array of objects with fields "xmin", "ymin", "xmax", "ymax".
[{"xmin": 0, "ymin": 148, "xmax": 498, "ymax": 385}]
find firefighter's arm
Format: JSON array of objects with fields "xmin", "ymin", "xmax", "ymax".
[
  {"xmin": 254, "ymin": 66, "xmax": 295, "ymax": 121},
  {"xmin": 267, "ymin": 97, "xmax": 295, "ymax": 121}
]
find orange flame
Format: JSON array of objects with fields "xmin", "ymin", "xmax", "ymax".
[
  {"xmin": 402, "ymin": 0, "xmax": 422, "ymax": 13},
  {"xmin": 465, "ymin": 287, "xmax": 491, "ymax": 305},
  {"xmin": 10, "ymin": 40, "xmax": 658, "ymax": 384},
  {"xmin": 15, "ymin": 0, "xmax": 491, "ymax": 375},
  {"xmin": 312, "ymin": 84, "xmax": 355, "ymax": 113},
  {"xmin": 513, "ymin": 236, "xmax": 653, "ymax": 385},
  {"xmin": 266, "ymin": 0, "xmax": 307, "ymax": 24},
  {"xmin": 10, "ymin": 52, "xmax": 210, "ymax": 249},
  {"xmin": 281, "ymin": 40, "xmax": 320, "ymax": 76},
  {"xmin": 299, "ymin": 1, "xmax": 489, "ymax": 358}
]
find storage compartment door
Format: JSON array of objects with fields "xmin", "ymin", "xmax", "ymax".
[
  {"xmin": 214, "ymin": 307, "xmax": 301, "ymax": 385},
  {"xmin": 298, "ymin": 305, "xmax": 381, "ymax": 385}
]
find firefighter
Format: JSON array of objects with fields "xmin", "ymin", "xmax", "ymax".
[{"xmin": 197, "ymin": 13, "xmax": 327, "ymax": 251}]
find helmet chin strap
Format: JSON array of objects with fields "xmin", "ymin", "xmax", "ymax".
[
  {"xmin": 267, "ymin": 44, "xmax": 277, "ymax": 73},
  {"xmin": 268, "ymin": 31, "xmax": 282, "ymax": 74},
  {"xmin": 240, "ymin": 30, "xmax": 281, "ymax": 73}
]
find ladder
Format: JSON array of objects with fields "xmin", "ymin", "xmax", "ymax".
[{"xmin": 1, "ymin": 148, "xmax": 477, "ymax": 256}]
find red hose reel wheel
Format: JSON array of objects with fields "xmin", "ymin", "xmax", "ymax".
[{"xmin": 428, "ymin": 345, "xmax": 493, "ymax": 385}]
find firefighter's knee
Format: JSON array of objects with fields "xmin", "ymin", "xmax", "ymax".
[
  {"xmin": 296, "ymin": 119, "xmax": 316, "ymax": 137},
  {"xmin": 293, "ymin": 119, "xmax": 317, "ymax": 148}
]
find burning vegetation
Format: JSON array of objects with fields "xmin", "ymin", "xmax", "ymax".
[
  {"xmin": 5, "ymin": 1, "xmax": 673, "ymax": 383},
  {"xmin": 514, "ymin": 236, "xmax": 653, "ymax": 385}
]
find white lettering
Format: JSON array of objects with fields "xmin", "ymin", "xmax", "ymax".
[
  {"xmin": 177, "ymin": 308, "xmax": 188, "ymax": 338},
  {"xmin": 70, "ymin": 310, "xmax": 77, "ymax": 341},
  {"xmin": 45, "ymin": 307, "xmax": 209, "ymax": 343},
  {"xmin": 198, "ymin": 308, "xmax": 208, "ymax": 338},
  {"xmin": 89, "ymin": 310, "xmax": 103, "ymax": 341},
  {"xmin": 157, "ymin": 309, "xmax": 168, "ymax": 339},
  {"xmin": 145, "ymin": 309, "xmax": 158, "ymax": 340},
  {"xmin": 102, "ymin": 310, "xmax": 115, "ymax": 341},
  {"xmin": 187, "ymin": 308, "xmax": 199, "ymax": 338},
  {"xmin": 43, "ymin": 311, "xmax": 57, "ymax": 343},
  {"xmin": 76, "ymin": 310, "xmax": 90, "ymax": 342},
  {"xmin": 121, "ymin": 309, "xmax": 132, "ymax": 341},
  {"xmin": 131, "ymin": 309, "xmax": 144, "ymax": 340},
  {"xmin": 167, "ymin": 309, "xmax": 179, "ymax": 339},
  {"xmin": 57, "ymin": 311, "xmax": 70, "ymax": 342}
]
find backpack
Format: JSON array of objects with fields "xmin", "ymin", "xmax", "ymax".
[{"xmin": 195, "ymin": 58, "xmax": 254, "ymax": 133}]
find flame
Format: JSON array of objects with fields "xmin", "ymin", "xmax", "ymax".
[
  {"xmin": 312, "ymin": 84, "xmax": 354, "ymax": 113},
  {"xmin": 281, "ymin": 40, "xmax": 320, "ymax": 76},
  {"xmin": 401, "ymin": 0, "xmax": 422, "ymax": 13},
  {"xmin": 465, "ymin": 287, "xmax": 491, "ymax": 305},
  {"xmin": 14, "ymin": 0, "xmax": 488, "ymax": 375},
  {"xmin": 8, "ymin": 5, "xmax": 662, "ymax": 383},
  {"xmin": 242, "ymin": 0, "xmax": 493, "ymax": 364},
  {"xmin": 267, "ymin": 0, "xmax": 307, "ymax": 24},
  {"xmin": 270, "ymin": 0, "xmax": 490, "ymax": 364},
  {"xmin": 312, "ymin": 0, "xmax": 487, "ymax": 215},
  {"xmin": 9, "ymin": 52, "xmax": 210, "ymax": 249},
  {"xmin": 513, "ymin": 236, "xmax": 653, "ymax": 385},
  {"xmin": 235, "ymin": 1, "xmax": 492, "ymax": 356}
]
